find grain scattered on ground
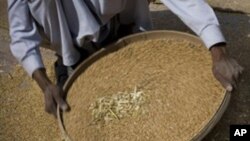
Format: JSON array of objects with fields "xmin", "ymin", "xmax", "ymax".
[{"xmin": 0, "ymin": 48, "xmax": 60, "ymax": 141}]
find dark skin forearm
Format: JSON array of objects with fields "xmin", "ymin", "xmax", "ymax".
[
  {"xmin": 32, "ymin": 68, "xmax": 69, "ymax": 117},
  {"xmin": 32, "ymin": 68, "xmax": 52, "ymax": 92},
  {"xmin": 210, "ymin": 43, "xmax": 227, "ymax": 62}
]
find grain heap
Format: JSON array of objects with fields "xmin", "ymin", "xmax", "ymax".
[
  {"xmin": 63, "ymin": 38, "xmax": 225, "ymax": 141},
  {"xmin": 0, "ymin": 49, "xmax": 60, "ymax": 141}
]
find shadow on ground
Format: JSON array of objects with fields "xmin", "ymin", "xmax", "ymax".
[{"xmin": 150, "ymin": 6, "xmax": 250, "ymax": 141}]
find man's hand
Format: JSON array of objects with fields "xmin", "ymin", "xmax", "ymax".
[
  {"xmin": 33, "ymin": 69, "xmax": 70, "ymax": 117},
  {"xmin": 210, "ymin": 44, "xmax": 243, "ymax": 92}
]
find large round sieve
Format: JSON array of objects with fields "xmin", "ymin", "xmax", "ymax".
[{"xmin": 57, "ymin": 30, "xmax": 230, "ymax": 141}]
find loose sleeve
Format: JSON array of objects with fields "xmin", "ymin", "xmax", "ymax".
[
  {"xmin": 160, "ymin": 0, "xmax": 226, "ymax": 48},
  {"xmin": 8, "ymin": 0, "xmax": 44, "ymax": 76}
]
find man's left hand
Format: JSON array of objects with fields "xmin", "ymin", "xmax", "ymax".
[{"xmin": 210, "ymin": 44, "xmax": 243, "ymax": 92}]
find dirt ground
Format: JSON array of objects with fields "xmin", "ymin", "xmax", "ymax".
[
  {"xmin": 208, "ymin": 0, "xmax": 250, "ymax": 14},
  {"xmin": 0, "ymin": 2, "xmax": 250, "ymax": 141}
]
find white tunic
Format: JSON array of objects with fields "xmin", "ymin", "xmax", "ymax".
[
  {"xmin": 8, "ymin": 0, "xmax": 225, "ymax": 76},
  {"xmin": 160, "ymin": 0, "xmax": 225, "ymax": 47},
  {"xmin": 8, "ymin": 0, "xmax": 152, "ymax": 76}
]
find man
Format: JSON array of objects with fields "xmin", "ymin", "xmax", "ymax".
[
  {"xmin": 8, "ymin": 0, "xmax": 151, "ymax": 117},
  {"xmin": 8, "ymin": 0, "xmax": 242, "ymax": 117}
]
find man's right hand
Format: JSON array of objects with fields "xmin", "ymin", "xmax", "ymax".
[{"xmin": 33, "ymin": 69, "xmax": 70, "ymax": 117}]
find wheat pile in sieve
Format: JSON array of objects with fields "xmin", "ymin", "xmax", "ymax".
[{"xmin": 63, "ymin": 38, "xmax": 225, "ymax": 141}]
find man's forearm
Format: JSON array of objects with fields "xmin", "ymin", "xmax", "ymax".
[
  {"xmin": 32, "ymin": 68, "xmax": 52, "ymax": 93},
  {"xmin": 210, "ymin": 43, "xmax": 227, "ymax": 62}
]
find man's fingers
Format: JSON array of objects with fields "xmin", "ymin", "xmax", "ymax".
[
  {"xmin": 51, "ymin": 104, "xmax": 58, "ymax": 118},
  {"xmin": 213, "ymin": 71, "xmax": 233, "ymax": 92},
  {"xmin": 45, "ymin": 101, "xmax": 57, "ymax": 118},
  {"xmin": 232, "ymin": 63, "xmax": 244, "ymax": 83},
  {"xmin": 55, "ymin": 96, "xmax": 69, "ymax": 111},
  {"xmin": 232, "ymin": 60, "xmax": 244, "ymax": 74},
  {"xmin": 233, "ymin": 70, "xmax": 240, "ymax": 80},
  {"xmin": 231, "ymin": 77, "xmax": 237, "ymax": 89},
  {"xmin": 53, "ymin": 89, "xmax": 69, "ymax": 112},
  {"xmin": 238, "ymin": 65, "xmax": 244, "ymax": 74},
  {"xmin": 226, "ymin": 85, "xmax": 233, "ymax": 92}
]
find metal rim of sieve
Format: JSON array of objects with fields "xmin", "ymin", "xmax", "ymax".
[{"xmin": 57, "ymin": 30, "xmax": 230, "ymax": 141}]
